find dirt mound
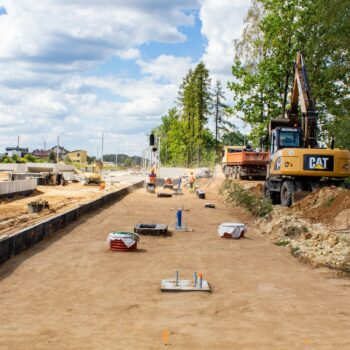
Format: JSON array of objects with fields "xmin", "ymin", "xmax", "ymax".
[
  {"xmin": 292, "ymin": 187, "xmax": 350, "ymax": 227},
  {"xmin": 258, "ymin": 205, "xmax": 350, "ymax": 272}
]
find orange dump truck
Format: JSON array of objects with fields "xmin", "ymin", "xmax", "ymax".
[{"xmin": 222, "ymin": 146, "xmax": 270, "ymax": 180}]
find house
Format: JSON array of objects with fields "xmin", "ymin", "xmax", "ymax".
[
  {"xmin": 5, "ymin": 147, "xmax": 29, "ymax": 157},
  {"xmin": 67, "ymin": 150, "xmax": 87, "ymax": 163},
  {"xmin": 32, "ymin": 149, "xmax": 50, "ymax": 158},
  {"xmin": 48, "ymin": 146, "xmax": 69, "ymax": 160}
]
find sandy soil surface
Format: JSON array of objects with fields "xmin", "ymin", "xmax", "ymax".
[
  {"xmin": 0, "ymin": 182, "xmax": 127, "ymax": 237},
  {"xmin": 0, "ymin": 180, "xmax": 350, "ymax": 349}
]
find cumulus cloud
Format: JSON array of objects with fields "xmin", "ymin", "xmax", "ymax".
[
  {"xmin": 200, "ymin": 0, "xmax": 250, "ymax": 83},
  {"xmin": 138, "ymin": 55, "xmax": 193, "ymax": 84},
  {"xmin": 0, "ymin": 0, "xmax": 251, "ymax": 154},
  {"xmin": 0, "ymin": 0, "xmax": 200, "ymax": 154},
  {"xmin": 200, "ymin": 0, "xmax": 251, "ymax": 132}
]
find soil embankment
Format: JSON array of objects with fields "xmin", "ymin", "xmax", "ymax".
[
  {"xmin": 0, "ymin": 179, "xmax": 349, "ymax": 349},
  {"xmin": 221, "ymin": 179, "xmax": 350, "ymax": 273}
]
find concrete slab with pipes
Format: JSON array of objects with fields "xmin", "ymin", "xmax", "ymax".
[{"xmin": 161, "ymin": 279, "xmax": 211, "ymax": 292}]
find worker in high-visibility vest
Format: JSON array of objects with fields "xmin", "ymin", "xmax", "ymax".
[
  {"xmin": 189, "ymin": 171, "xmax": 196, "ymax": 192},
  {"xmin": 148, "ymin": 168, "xmax": 157, "ymax": 184}
]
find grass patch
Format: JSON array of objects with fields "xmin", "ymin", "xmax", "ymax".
[
  {"xmin": 290, "ymin": 246, "xmax": 300, "ymax": 255},
  {"xmin": 220, "ymin": 180, "xmax": 272, "ymax": 218},
  {"xmin": 274, "ymin": 240, "xmax": 290, "ymax": 246}
]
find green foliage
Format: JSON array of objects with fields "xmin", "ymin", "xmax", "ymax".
[
  {"xmin": 220, "ymin": 180, "xmax": 272, "ymax": 217},
  {"xmin": 48, "ymin": 151, "xmax": 56, "ymax": 162},
  {"xmin": 155, "ymin": 62, "xmax": 218, "ymax": 167},
  {"xmin": 17, "ymin": 157, "xmax": 27, "ymax": 163},
  {"xmin": 213, "ymin": 80, "xmax": 231, "ymax": 154},
  {"xmin": 274, "ymin": 240, "xmax": 290, "ymax": 246},
  {"xmin": 178, "ymin": 62, "xmax": 213, "ymax": 165},
  {"xmin": 290, "ymin": 245, "xmax": 300, "ymax": 255},
  {"xmin": 24, "ymin": 153, "xmax": 35, "ymax": 162},
  {"xmin": 230, "ymin": 0, "xmax": 350, "ymax": 148},
  {"xmin": 221, "ymin": 130, "xmax": 245, "ymax": 146}
]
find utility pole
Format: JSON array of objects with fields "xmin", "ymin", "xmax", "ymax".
[
  {"xmin": 17, "ymin": 136, "xmax": 20, "ymax": 150},
  {"xmin": 44, "ymin": 140, "xmax": 46, "ymax": 151},
  {"xmin": 101, "ymin": 132, "xmax": 104, "ymax": 162}
]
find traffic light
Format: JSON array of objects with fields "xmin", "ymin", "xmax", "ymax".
[{"xmin": 149, "ymin": 133, "xmax": 155, "ymax": 146}]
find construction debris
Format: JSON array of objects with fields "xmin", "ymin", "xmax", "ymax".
[
  {"xmin": 205, "ymin": 203, "xmax": 215, "ymax": 208},
  {"xmin": 196, "ymin": 189, "xmax": 206, "ymax": 199},
  {"xmin": 134, "ymin": 223, "xmax": 168, "ymax": 236},
  {"xmin": 218, "ymin": 223, "xmax": 245, "ymax": 239},
  {"xmin": 157, "ymin": 192, "xmax": 172, "ymax": 198},
  {"xmin": 27, "ymin": 199, "xmax": 49, "ymax": 214}
]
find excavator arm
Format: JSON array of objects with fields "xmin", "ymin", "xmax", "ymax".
[{"xmin": 287, "ymin": 51, "xmax": 317, "ymax": 148}]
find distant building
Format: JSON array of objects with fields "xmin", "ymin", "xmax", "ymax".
[
  {"xmin": 48, "ymin": 146, "xmax": 69, "ymax": 160},
  {"xmin": 102, "ymin": 161, "xmax": 115, "ymax": 166},
  {"xmin": 32, "ymin": 149, "xmax": 50, "ymax": 158},
  {"xmin": 67, "ymin": 150, "xmax": 87, "ymax": 163},
  {"xmin": 5, "ymin": 147, "xmax": 29, "ymax": 157}
]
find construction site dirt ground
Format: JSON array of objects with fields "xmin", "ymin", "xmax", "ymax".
[
  {"xmin": 0, "ymin": 180, "xmax": 350, "ymax": 350},
  {"xmin": 0, "ymin": 182, "xmax": 128, "ymax": 237}
]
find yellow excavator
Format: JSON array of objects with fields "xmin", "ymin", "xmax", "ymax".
[
  {"xmin": 79, "ymin": 160, "xmax": 104, "ymax": 185},
  {"xmin": 263, "ymin": 51, "xmax": 350, "ymax": 206}
]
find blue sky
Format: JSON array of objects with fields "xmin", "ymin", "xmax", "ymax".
[{"xmin": 0, "ymin": 0, "xmax": 251, "ymax": 156}]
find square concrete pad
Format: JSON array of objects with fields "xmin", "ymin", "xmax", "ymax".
[{"xmin": 161, "ymin": 279, "xmax": 211, "ymax": 292}]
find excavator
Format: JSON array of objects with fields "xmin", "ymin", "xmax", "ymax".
[
  {"xmin": 74, "ymin": 160, "xmax": 104, "ymax": 185},
  {"xmin": 263, "ymin": 51, "xmax": 350, "ymax": 206}
]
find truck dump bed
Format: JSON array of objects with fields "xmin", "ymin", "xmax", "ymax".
[{"xmin": 227, "ymin": 151, "xmax": 270, "ymax": 166}]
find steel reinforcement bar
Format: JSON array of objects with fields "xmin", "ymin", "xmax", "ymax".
[{"xmin": 0, "ymin": 180, "xmax": 144, "ymax": 265}]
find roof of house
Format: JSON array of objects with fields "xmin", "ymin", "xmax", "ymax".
[{"xmin": 69, "ymin": 150, "xmax": 86, "ymax": 153}]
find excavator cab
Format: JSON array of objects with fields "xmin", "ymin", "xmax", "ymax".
[{"xmin": 270, "ymin": 127, "xmax": 302, "ymax": 155}]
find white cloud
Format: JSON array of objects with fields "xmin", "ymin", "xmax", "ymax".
[
  {"xmin": 200, "ymin": 0, "xmax": 251, "ymax": 133},
  {"xmin": 116, "ymin": 48, "xmax": 141, "ymax": 60},
  {"xmin": 138, "ymin": 55, "xmax": 193, "ymax": 84},
  {"xmin": 0, "ymin": 0, "xmax": 252, "ymax": 154},
  {"xmin": 200, "ymin": 0, "xmax": 250, "ymax": 82}
]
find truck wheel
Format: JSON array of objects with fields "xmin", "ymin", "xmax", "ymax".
[
  {"xmin": 280, "ymin": 181, "xmax": 295, "ymax": 207},
  {"xmin": 233, "ymin": 166, "xmax": 237, "ymax": 179},
  {"xmin": 263, "ymin": 182, "xmax": 280, "ymax": 205}
]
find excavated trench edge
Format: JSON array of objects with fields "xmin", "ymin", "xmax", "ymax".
[{"xmin": 0, "ymin": 180, "xmax": 145, "ymax": 265}]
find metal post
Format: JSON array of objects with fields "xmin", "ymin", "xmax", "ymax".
[
  {"xmin": 101, "ymin": 132, "xmax": 104, "ymax": 162},
  {"xmin": 194, "ymin": 272, "xmax": 197, "ymax": 287},
  {"xmin": 175, "ymin": 270, "xmax": 179, "ymax": 286}
]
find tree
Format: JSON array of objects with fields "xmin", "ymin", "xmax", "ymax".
[
  {"xmin": 229, "ymin": 0, "xmax": 350, "ymax": 148},
  {"xmin": 221, "ymin": 130, "xmax": 245, "ymax": 146},
  {"xmin": 48, "ymin": 151, "xmax": 56, "ymax": 162},
  {"xmin": 212, "ymin": 80, "xmax": 231, "ymax": 155},
  {"xmin": 154, "ymin": 64, "xmax": 216, "ymax": 167},
  {"xmin": 178, "ymin": 62, "xmax": 212, "ymax": 166}
]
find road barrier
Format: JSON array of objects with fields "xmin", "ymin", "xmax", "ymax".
[
  {"xmin": 0, "ymin": 180, "xmax": 144, "ymax": 265},
  {"xmin": 0, "ymin": 179, "xmax": 37, "ymax": 199}
]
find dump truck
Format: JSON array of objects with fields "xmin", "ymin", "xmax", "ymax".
[
  {"xmin": 263, "ymin": 51, "xmax": 350, "ymax": 206},
  {"xmin": 222, "ymin": 146, "xmax": 270, "ymax": 180}
]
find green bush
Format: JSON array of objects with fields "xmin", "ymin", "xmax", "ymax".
[
  {"xmin": 220, "ymin": 180, "xmax": 272, "ymax": 217},
  {"xmin": 274, "ymin": 240, "xmax": 290, "ymax": 246}
]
